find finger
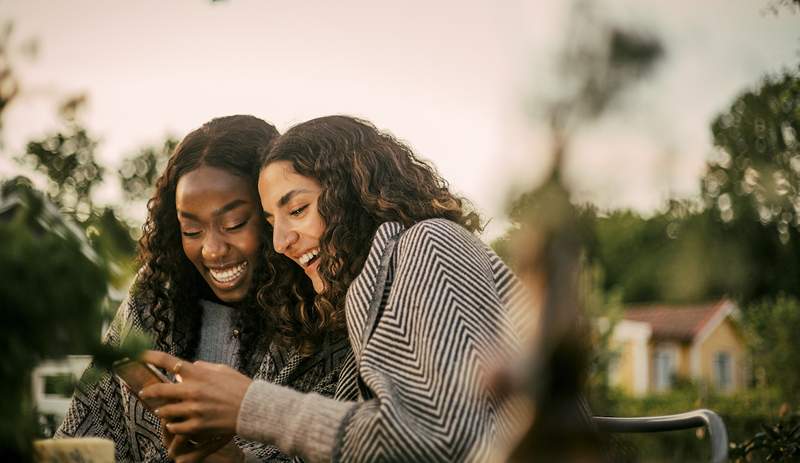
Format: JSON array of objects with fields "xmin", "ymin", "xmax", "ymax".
[
  {"xmin": 165, "ymin": 418, "xmax": 205, "ymax": 435},
  {"xmin": 139, "ymin": 350, "xmax": 179, "ymax": 369},
  {"xmin": 140, "ymin": 350, "xmax": 198, "ymax": 377},
  {"xmin": 154, "ymin": 401, "xmax": 195, "ymax": 421},
  {"xmin": 139, "ymin": 381, "xmax": 187, "ymax": 401},
  {"xmin": 192, "ymin": 360, "xmax": 229, "ymax": 373}
]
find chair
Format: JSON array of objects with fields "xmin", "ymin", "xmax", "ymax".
[{"xmin": 594, "ymin": 408, "xmax": 728, "ymax": 463}]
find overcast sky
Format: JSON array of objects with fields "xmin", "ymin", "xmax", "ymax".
[{"xmin": 2, "ymin": 0, "xmax": 798, "ymax": 238}]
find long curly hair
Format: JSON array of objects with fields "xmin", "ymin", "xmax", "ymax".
[
  {"xmin": 259, "ymin": 115, "xmax": 481, "ymax": 356},
  {"xmin": 135, "ymin": 115, "xmax": 279, "ymax": 375}
]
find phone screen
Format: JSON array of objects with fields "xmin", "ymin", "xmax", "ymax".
[{"xmin": 112, "ymin": 358, "xmax": 174, "ymax": 410}]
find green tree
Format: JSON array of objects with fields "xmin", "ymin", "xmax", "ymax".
[
  {"xmin": 19, "ymin": 95, "xmax": 103, "ymax": 221},
  {"xmin": 743, "ymin": 295, "xmax": 800, "ymax": 401},
  {"xmin": 118, "ymin": 137, "xmax": 178, "ymax": 204},
  {"xmin": 0, "ymin": 178, "xmax": 107, "ymax": 461},
  {"xmin": 15, "ymin": 96, "xmax": 140, "ymax": 283}
]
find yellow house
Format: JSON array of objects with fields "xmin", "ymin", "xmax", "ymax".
[{"xmin": 608, "ymin": 299, "xmax": 747, "ymax": 396}]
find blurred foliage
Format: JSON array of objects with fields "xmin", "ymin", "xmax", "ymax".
[
  {"xmin": 706, "ymin": 70, "xmax": 800, "ymax": 238},
  {"xmin": 19, "ymin": 95, "xmax": 104, "ymax": 221},
  {"xmin": 742, "ymin": 295, "xmax": 800, "ymax": 402},
  {"xmin": 118, "ymin": 136, "xmax": 177, "ymax": 204},
  {"xmin": 504, "ymin": 68, "xmax": 800, "ymax": 306},
  {"xmin": 0, "ymin": 178, "xmax": 107, "ymax": 461},
  {"xmin": 765, "ymin": 0, "xmax": 800, "ymax": 15},
  {"xmin": 583, "ymin": 206, "xmax": 755, "ymax": 304},
  {"xmin": 506, "ymin": 4, "xmax": 666, "ymax": 460},
  {"xmin": 0, "ymin": 20, "xmax": 37, "ymax": 135},
  {"xmin": 579, "ymin": 264, "xmax": 624, "ymax": 413},
  {"xmin": 551, "ymin": 14, "xmax": 663, "ymax": 129},
  {"xmin": 730, "ymin": 412, "xmax": 800, "ymax": 462},
  {"xmin": 600, "ymin": 385, "xmax": 789, "ymax": 462}
]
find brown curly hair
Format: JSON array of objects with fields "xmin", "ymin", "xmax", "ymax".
[
  {"xmin": 135, "ymin": 115, "xmax": 279, "ymax": 374},
  {"xmin": 259, "ymin": 115, "xmax": 481, "ymax": 356}
]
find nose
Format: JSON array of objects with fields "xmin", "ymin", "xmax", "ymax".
[
  {"xmin": 273, "ymin": 223, "xmax": 299, "ymax": 254},
  {"xmin": 201, "ymin": 229, "xmax": 228, "ymax": 261}
]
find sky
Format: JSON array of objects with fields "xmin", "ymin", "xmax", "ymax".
[{"xmin": 1, "ymin": 0, "xmax": 799, "ymax": 238}]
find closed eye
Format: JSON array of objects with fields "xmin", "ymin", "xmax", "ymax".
[
  {"xmin": 225, "ymin": 219, "xmax": 249, "ymax": 231},
  {"xmin": 182, "ymin": 230, "xmax": 201, "ymax": 237},
  {"xmin": 290, "ymin": 205, "xmax": 308, "ymax": 217}
]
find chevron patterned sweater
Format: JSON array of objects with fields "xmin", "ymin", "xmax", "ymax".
[
  {"xmin": 238, "ymin": 219, "xmax": 534, "ymax": 462},
  {"xmin": 56, "ymin": 295, "xmax": 350, "ymax": 462}
]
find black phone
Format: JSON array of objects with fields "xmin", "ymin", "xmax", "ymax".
[{"xmin": 112, "ymin": 358, "xmax": 175, "ymax": 410}]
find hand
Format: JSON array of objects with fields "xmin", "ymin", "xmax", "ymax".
[{"xmin": 138, "ymin": 350, "xmax": 253, "ymax": 437}]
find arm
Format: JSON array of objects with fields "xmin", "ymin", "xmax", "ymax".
[
  {"xmin": 334, "ymin": 219, "xmax": 523, "ymax": 461},
  {"xmin": 143, "ymin": 220, "xmax": 526, "ymax": 462},
  {"xmin": 236, "ymin": 220, "xmax": 523, "ymax": 462}
]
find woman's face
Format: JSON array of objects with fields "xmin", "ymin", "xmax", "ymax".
[
  {"xmin": 258, "ymin": 160, "xmax": 326, "ymax": 293},
  {"xmin": 175, "ymin": 166, "xmax": 261, "ymax": 303}
]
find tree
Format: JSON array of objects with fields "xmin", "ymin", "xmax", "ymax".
[
  {"xmin": 0, "ymin": 178, "xmax": 107, "ymax": 461},
  {"xmin": 118, "ymin": 137, "xmax": 178, "ymax": 204},
  {"xmin": 19, "ymin": 95, "xmax": 103, "ymax": 221},
  {"xmin": 706, "ymin": 69, "xmax": 800, "ymax": 244},
  {"xmin": 743, "ymin": 295, "xmax": 800, "ymax": 400},
  {"xmin": 15, "ymin": 96, "xmax": 142, "ymax": 284}
]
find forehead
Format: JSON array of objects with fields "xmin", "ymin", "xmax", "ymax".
[
  {"xmin": 176, "ymin": 166, "xmax": 253, "ymax": 211},
  {"xmin": 258, "ymin": 161, "xmax": 320, "ymax": 203}
]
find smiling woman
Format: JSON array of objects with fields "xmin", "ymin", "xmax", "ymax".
[
  {"xmin": 176, "ymin": 166, "xmax": 262, "ymax": 303},
  {"xmin": 53, "ymin": 115, "xmax": 352, "ymax": 463},
  {"xmin": 139, "ymin": 115, "xmax": 552, "ymax": 463}
]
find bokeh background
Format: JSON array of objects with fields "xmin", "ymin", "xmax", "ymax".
[{"xmin": 1, "ymin": 0, "xmax": 799, "ymax": 461}]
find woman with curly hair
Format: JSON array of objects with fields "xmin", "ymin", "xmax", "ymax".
[
  {"xmin": 141, "ymin": 115, "xmax": 541, "ymax": 462},
  {"xmin": 57, "ymin": 115, "xmax": 350, "ymax": 462}
]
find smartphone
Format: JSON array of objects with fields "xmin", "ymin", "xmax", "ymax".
[{"xmin": 112, "ymin": 358, "xmax": 174, "ymax": 410}]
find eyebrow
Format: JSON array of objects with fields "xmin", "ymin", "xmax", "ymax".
[
  {"xmin": 178, "ymin": 199, "xmax": 248, "ymax": 221},
  {"xmin": 262, "ymin": 188, "xmax": 312, "ymax": 218}
]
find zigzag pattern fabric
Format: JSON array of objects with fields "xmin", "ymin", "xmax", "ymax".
[
  {"xmin": 55, "ymin": 295, "xmax": 350, "ymax": 462},
  {"xmin": 329, "ymin": 219, "xmax": 537, "ymax": 462}
]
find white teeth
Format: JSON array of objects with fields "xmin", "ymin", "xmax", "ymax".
[
  {"xmin": 208, "ymin": 261, "xmax": 247, "ymax": 283},
  {"xmin": 298, "ymin": 248, "xmax": 320, "ymax": 266}
]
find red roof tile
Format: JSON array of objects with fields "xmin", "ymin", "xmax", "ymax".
[{"xmin": 623, "ymin": 300, "xmax": 729, "ymax": 342}]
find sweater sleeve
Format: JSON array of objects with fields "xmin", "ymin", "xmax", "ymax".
[
  {"xmin": 336, "ymin": 220, "xmax": 522, "ymax": 461},
  {"xmin": 237, "ymin": 219, "xmax": 526, "ymax": 462}
]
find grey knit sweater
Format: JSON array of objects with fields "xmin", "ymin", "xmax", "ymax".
[{"xmin": 237, "ymin": 219, "xmax": 538, "ymax": 462}]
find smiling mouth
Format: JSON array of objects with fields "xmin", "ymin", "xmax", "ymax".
[
  {"xmin": 298, "ymin": 248, "xmax": 320, "ymax": 267},
  {"xmin": 208, "ymin": 261, "xmax": 248, "ymax": 285}
]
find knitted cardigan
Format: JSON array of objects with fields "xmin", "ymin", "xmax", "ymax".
[
  {"xmin": 237, "ymin": 219, "xmax": 539, "ymax": 462},
  {"xmin": 55, "ymin": 293, "xmax": 350, "ymax": 462}
]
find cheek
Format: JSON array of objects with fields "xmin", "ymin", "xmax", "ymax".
[
  {"xmin": 311, "ymin": 207, "xmax": 327, "ymax": 239},
  {"xmin": 239, "ymin": 225, "xmax": 263, "ymax": 260},
  {"xmin": 181, "ymin": 238, "xmax": 201, "ymax": 266}
]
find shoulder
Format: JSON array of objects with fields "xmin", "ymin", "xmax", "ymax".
[
  {"xmin": 397, "ymin": 218, "xmax": 487, "ymax": 260},
  {"xmin": 400, "ymin": 218, "xmax": 478, "ymax": 246}
]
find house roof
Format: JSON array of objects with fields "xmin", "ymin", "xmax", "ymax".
[{"xmin": 623, "ymin": 299, "xmax": 733, "ymax": 343}]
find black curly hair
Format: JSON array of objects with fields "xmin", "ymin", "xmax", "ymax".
[
  {"xmin": 135, "ymin": 115, "xmax": 279, "ymax": 374},
  {"xmin": 259, "ymin": 115, "xmax": 481, "ymax": 356}
]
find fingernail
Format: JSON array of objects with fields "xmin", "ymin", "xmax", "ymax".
[
  {"xmin": 153, "ymin": 408, "xmax": 159, "ymax": 415},
  {"xmin": 138, "ymin": 389, "xmax": 145, "ymax": 397}
]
